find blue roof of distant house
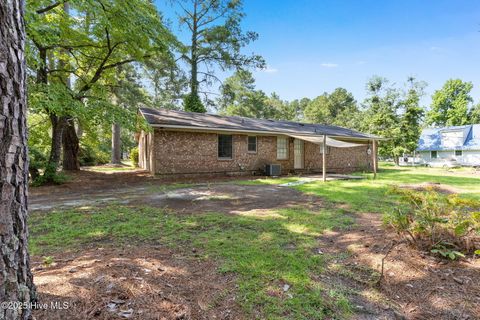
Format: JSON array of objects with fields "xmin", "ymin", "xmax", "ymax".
[{"xmin": 417, "ymin": 124, "xmax": 480, "ymax": 151}]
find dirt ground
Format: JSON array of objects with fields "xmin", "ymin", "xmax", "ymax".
[
  {"xmin": 29, "ymin": 169, "xmax": 480, "ymax": 320},
  {"xmin": 317, "ymin": 213, "xmax": 480, "ymax": 320},
  {"xmin": 31, "ymin": 246, "xmax": 240, "ymax": 320}
]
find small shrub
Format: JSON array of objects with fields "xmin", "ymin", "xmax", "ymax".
[
  {"xmin": 29, "ymin": 146, "xmax": 47, "ymax": 181},
  {"xmin": 42, "ymin": 256, "xmax": 54, "ymax": 266},
  {"xmin": 385, "ymin": 186, "xmax": 480, "ymax": 258},
  {"xmin": 31, "ymin": 163, "xmax": 70, "ymax": 186},
  {"xmin": 79, "ymin": 145, "xmax": 109, "ymax": 166},
  {"xmin": 431, "ymin": 242, "xmax": 465, "ymax": 260},
  {"xmin": 130, "ymin": 147, "xmax": 139, "ymax": 167}
]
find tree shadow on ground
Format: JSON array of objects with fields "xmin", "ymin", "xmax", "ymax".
[
  {"xmin": 316, "ymin": 212, "xmax": 480, "ymax": 320},
  {"xmin": 30, "ymin": 181, "xmax": 480, "ymax": 319},
  {"xmin": 32, "ymin": 246, "xmax": 240, "ymax": 320}
]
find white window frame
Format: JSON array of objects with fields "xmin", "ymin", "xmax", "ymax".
[
  {"xmin": 247, "ymin": 136, "xmax": 257, "ymax": 153},
  {"xmin": 431, "ymin": 150, "xmax": 438, "ymax": 159},
  {"xmin": 454, "ymin": 150, "xmax": 462, "ymax": 157},
  {"xmin": 277, "ymin": 136, "xmax": 288, "ymax": 160}
]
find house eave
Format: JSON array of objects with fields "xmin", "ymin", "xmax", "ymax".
[{"xmin": 149, "ymin": 123, "xmax": 384, "ymax": 142}]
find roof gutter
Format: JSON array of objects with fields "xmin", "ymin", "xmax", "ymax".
[{"xmin": 148, "ymin": 123, "xmax": 385, "ymax": 141}]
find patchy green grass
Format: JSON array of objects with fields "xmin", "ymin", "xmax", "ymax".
[
  {"xmin": 84, "ymin": 164, "xmax": 136, "ymax": 172},
  {"xmin": 28, "ymin": 164, "xmax": 480, "ymax": 318},
  {"xmin": 241, "ymin": 165, "xmax": 480, "ymax": 213},
  {"xmin": 29, "ymin": 205, "xmax": 353, "ymax": 319}
]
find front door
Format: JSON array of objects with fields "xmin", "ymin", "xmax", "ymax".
[{"xmin": 294, "ymin": 139, "xmax": 304, "ymax": 169}]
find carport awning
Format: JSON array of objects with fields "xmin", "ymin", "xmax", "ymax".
[{"xmin": 288, "ymin": 134, "xmax": 366, "ymax": 148}]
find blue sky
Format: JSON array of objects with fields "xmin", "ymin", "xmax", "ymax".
[{"xmin": 156, "ymin": 0, "xmax": 480, "ymax": 105}]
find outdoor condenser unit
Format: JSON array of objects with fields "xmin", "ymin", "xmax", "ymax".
[{"xmin": 265, "ymin": 164, "xmax": 281, "ymax": 176}]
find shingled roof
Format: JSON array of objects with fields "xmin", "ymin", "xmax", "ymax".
[{"xmin": 139, "ymin": 107, "xmax": 379, "ymax": 140}]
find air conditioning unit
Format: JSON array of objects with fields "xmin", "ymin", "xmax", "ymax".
[{"xmin": 265, "ymin": 164, "xmax": 281, "ymax": 176}]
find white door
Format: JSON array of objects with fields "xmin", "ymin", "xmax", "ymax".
[{"xmin": 294, "ymin": 139, "xmax": 304, "ymax": 169}]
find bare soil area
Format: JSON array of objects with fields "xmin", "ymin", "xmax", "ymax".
[
  {"xmin": 29, "ymin": 170, "xmax": 323, "ymax": 213},
  {"xmin": 317, "ymin": 213, "xmax": 480, "ymax": 320}
]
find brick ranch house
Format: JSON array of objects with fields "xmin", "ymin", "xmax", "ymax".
[{"xmin": 137, "ymin": 107, "xmax": 380, "ymax": 176}]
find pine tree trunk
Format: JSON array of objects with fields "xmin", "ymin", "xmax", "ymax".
[
  {"xmin": 190, "ymin": 0, "xmax": 198, "ymax": 97},
  {"xmin": 0, "ymin": 0, "xmax": 37, "ymax": 318},
  {"xmin": 62, "ymin": 119, "xmax": 80, "ymax": 170},
  {"xmin": 111, "ymin": 123, "xmax": 122, "ymax": 164}
]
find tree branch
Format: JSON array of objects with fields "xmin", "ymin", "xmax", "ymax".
[{"xmin": 36, "ymin": 0, "xmax": 67, "ymax": 14}]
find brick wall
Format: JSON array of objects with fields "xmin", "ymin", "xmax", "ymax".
[{"xmin": 149, "ymin": 129, "xmax": 374, "ymax": 175}]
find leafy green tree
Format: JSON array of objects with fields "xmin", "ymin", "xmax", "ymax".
[
  {"xmin": 426, "ymin": 79, "xmax": 473, "ymax": 127},
  {"xmin": 174, "ymin": 0, "xmax": 265, "ymax": 110},
  {"xmin": 288, "ymin": 98, "xmax": 310, "ymax": 121},
  {"xmin": 217, "ymin": 70, "xmax": 271, "ymax": 118},
  {"xmin": 109, "ymin": 65, "xmax": 152, "ymax": 164},
  {"xmin": 264, "ymin": 93, "xmax": 294, "ymax": 120},
  {"xmin": 303, "ymin": 94, "xmax": 331, "ymax": 124},
  {"xmin": 468, "ymin": 103, "xmax": 480, "ymax": 124},
  {"xmin": 398, "ymin": 77, "xmax": 426, "ymax": 153},
  {"xmin": 26, "ymin": 0, "xmax": 176, "ymax": 176},
  {"xmin": 304, "ymin": 88, "xmax": 359, "ymax": 128},
  {"xmin": 361, "ymin": 76, "xmax": 403, "ymax": 161},
  {"xmin": 143, "ymin": 59, "xmax": 188, "ymax": 110}
]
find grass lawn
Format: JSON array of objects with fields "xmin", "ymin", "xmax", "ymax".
[
  {"xmin": 30, "ymin": 206, "xmax": 354, "ymax": 319},
  {"xmin": 241, "ymin": 163, "xmax": 480, "ymax": 212},
  {"xmin": 29, "ymin": 164, "xmax": 480, "ymax": 319}
]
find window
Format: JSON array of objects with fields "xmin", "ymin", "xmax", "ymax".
[
  {"xmin": 218, "ymin": 134, "xmax": 233, "ymax": 159},
  {"xmin": 431, "ymin": 151, "xmax": 438, "ymax": 159},
  {"xmin": 320, "ymin": 144, "xmax": 330, "ymax": 154},
  {"xmin": 277, "ymin": 137, "xmax": 288, "ymax": 159},
  {"xmin": 455, "ymin": 150, "xmax": 462, "ymax": 157},
  {"xmin": 248, "ymin": 136, "xmax": 257, "ymax": 153}
]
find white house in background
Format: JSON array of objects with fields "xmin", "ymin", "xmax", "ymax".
[{"xmin": 416, "ymin": 124, "xmax": 480, "ymax": 166}]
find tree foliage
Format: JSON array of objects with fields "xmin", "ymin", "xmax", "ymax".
[
  {"xmin": 218, "ymin": 70, "xmax": 270, "ymax": 118},
  {"xmin": 184, "ymin": 92, "xmax": 207, "ymax": 112},
  {"xmin": 174, "ymin": 0, "xmax": 265, "ymax": 108},
  {"xmin": 426, "ymin": 79, "xmax": 473, "ymax": 127},
  {"xmin": 398, "ymin": 77, "xmax": 426, "ymax": 153},
  {"xmin": 469, "ymin": 103, "xmax": 480, "ymax": 124},
  {"xmin": 217, "ymin": 71, "xmax": 299, "ymax": 120},
  {"xmin": 360, "ymin": 76, "xmax": 426, "ymax": 161},
  {"xmin": 304, "ymin": 88, "xmax": 359, "ymax": 128},
  {"xmin": 361, "ymin": 76, "xmax": 403, "ymax": 159},
  {"xmin": 26, "ymin": 0, "xmax": 177, "ymax": 178}
]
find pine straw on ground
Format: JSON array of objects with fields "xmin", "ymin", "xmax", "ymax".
[
  {"xmin": 316, "ymin": 212, "xmax": 480, "ymax": 320},
  {"xmin": 32, "ymin": 246, "xmax": 241, "ymax": 320}
]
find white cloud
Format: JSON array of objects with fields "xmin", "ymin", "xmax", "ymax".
[
  {"xmin": 262, "ymin": 67, "xmax": 278, "ymax": 73},
  {"xmin": 430, "ymin": 46, "xmax": 442, "ymax": 51},
  {"xmin": 356, "ymin": 60, "xmax": 367, "ymax": 65},
  {"xmin": 321, "ymin": 63, "xmax": 338, "ymax": 68}
]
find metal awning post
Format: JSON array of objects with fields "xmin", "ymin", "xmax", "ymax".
[
  {"xmin": 323, "ymin": 135, "xmax": 327, "ymax": 182},
  {"xmin": 372, "ymin": 139, "xmax": 377, "ymax": 179}
]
